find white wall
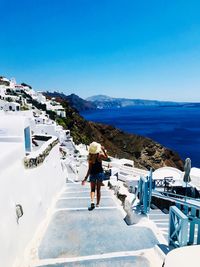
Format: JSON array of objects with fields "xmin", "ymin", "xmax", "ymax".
[
  {"xmin": 36, "ymin": 93, "xmax": 46, "ymax": 103},
  {"xmin": 12, "ymin": 110, "xmax": 33, "ymax": 118},
  {"xmin": 0, "ymin": 115, "xmax": 31, "ymax": 153},
  {"xmin": 33, "ymin": 124, "xmax": 57, "ymax": 136},
  {"xmin": 0, "ymin": 143, "xmax": 24, "ymax": 173},
  {"xmin": 0, "ymin": 116, "xmax": 28, "ymax": 137},
  {"xmin": 0, "ymin": 99, "xmax": 6, "ymax": 109},
  {"xmin": 153, "ymin": 166, "xmax": 183, "ymax": 180},
  {"xmin": 190, "ymin": 167, "xmax": 200, "ymax": 190},
  {"xmin": 4, "ymin": 102, "xmax": 20, "ymax": 111},
  {"xmin": 0, "ymin": 86, "xmax": 6, "ymax": 97},
  {"xmin": 0, "ymin": 144, "xmax": 66, "ymax": 267},
  {"xmin": 56, "ymin": 110, "xmax": 66, "ymax": 117}
]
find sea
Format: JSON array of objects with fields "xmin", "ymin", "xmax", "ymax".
[{"xmin": 81, "ymin": 106, "xmax": 200, "ymax": 168}]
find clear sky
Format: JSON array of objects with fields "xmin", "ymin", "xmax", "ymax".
[{"xmin": 1, "ymin": 0, "xmax": 200, "ymax": 101}]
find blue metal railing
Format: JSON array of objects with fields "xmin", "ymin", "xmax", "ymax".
[
  {"xmin": 169, "ymin": 204, "xmax": 200, "ymax": 247},
  {"xmin": 137, "ymin": 172, "xmax": 200, "ymax": 247},
  {"xmin": 153, "ymin": 190, "xmax": 200, "ymax": 203},
  {"xmin": 169, "ymin": 206, "xmax": 188, "ymax": 247},
  {"xmin": 135, "ymin": 169, "xmax": 200, "ymax": 248},
  {"xmin": 152, "ymin": 190, "xmax": 200, "ymax": 208},
  {"xmin": 176, "ymin": 203, "xmax": 200, "ymax": 246},
  {"xmin": 154, "ymin": 192, "xmax": 200, "ymax": 247}
]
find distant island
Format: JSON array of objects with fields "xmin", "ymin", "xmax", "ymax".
[
  {"xmin": 87, "ymin": 95, "xmax": 200, "ymax": 109},
  {"xmin": 45, "ymin": 92, "xmax": 200, "ymax": 112}
]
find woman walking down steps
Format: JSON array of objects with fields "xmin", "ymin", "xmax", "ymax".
[{"xmin": 82, "ymin": 142, "xmax": 108, "ymax": 210}]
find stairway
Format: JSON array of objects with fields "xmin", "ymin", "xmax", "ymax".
[
  {"xmin": 148, "ymin": 208, "xmax": 169, "ymax": 243},
  {"xmin": 31, "ymin": 182, "xmax": 162, "ymax": 267}
]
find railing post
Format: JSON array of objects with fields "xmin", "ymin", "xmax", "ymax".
[
  {"xmin": 169, "ymin": 206, "xmax": 188, "ymax": 247},
  {"xmin": 148, "ymin": 168, "xmax": 153, "ymax": 210},
  {"xmin": 197, "ymin": 221, "xmax": 200, "ymax": 244},
  {"xmin": 189, "ymin": 207, "xmax": 196, "ymax": 244},
  {"xmin": 138, "ymin": 170, "xmax": 152, "ymax": 214},
  {"xmin": 138, "ymin": 177, "xmax": 143, "ymax": 205},
  {"xmin": 143, "ymin": 181, "xmax": 148, "ymax": 214}
]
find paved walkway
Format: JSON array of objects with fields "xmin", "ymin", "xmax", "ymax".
[{"xmin": 31, "ymin": 182, "xmax": 163, "ymax": 267}]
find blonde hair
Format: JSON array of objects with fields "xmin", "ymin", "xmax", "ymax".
[{"xmin": 88, "ymin": 153, "xmax": 101, "ymax": 164}]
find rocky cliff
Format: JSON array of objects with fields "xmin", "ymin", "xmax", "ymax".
[
  {"xmin": 44, "ymin": 92, "xmax": 96, "ymax": 111},
  {"xmin": 87, "ymin": 122, "xmax": 183, "ymax": 170},
  {"xmin": 47, "ymin": 94, "xmax": 184, "ymax": 171}
]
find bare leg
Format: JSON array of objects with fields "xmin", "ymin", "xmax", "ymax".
[
  {"xmin": 96, "ymin": 181, "xmax": 102, "ymax": 206},
  {"xmin": 88, "ymin": 182, "xmax": 96, "ymax": 210},
  {"xmin": 90, "ymin": 182, "xmax": 96, "ymax": 203}
]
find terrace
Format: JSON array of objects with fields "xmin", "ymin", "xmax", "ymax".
[{"xmin": 24, "ymin": 135, "xmax": 59, "ymax": 168}]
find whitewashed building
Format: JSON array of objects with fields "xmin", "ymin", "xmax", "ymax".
[
  {"xmin": 46, "ymin": 100, "xmax": 66, "ymax": 117},
  {"xmin": 0, "ymin": 113, "xmax": 66, "ymax": 267},
  {"xmin": 0, "ymin": 100, "xmax": 20, "ymax": 112},
  {"xmin": 0, "ymin": 86, "xmax": 6, "ymax": 99},
  {"xmin": 36, "ymin": 92, "xmax": 46, "ymax": 103}
]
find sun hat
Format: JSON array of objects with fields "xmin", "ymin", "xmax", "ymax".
[{"xmin": 88, "ymin": 142, "xmax": 102, "ymax": 154}]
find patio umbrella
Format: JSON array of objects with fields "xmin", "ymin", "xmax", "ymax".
[{"xmin": 183, "ymin": 158, "xmax": 191, "ymax": 198}]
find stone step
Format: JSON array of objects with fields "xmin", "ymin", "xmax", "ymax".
[
  {"xmin": 30, "ymin": 181, "xmax": 164, "ymax": 267},
  {"xmin": 149, "ymin": 209, "xmax": 169, "ymax": 243},
  {"xmin": 149, "ymin": 208, "xmax": 168, "ymax": 216},
  {"xmin": 38, "ymin": 209, "xmax": 158, "ymax": 260},
  {"xmin": 33, "ymin": 254, "xmax": 151, "ymax": 267},
  {"xmin": 65, "ymin": 182, "xmax": 88, "ymax": 187},
  {"xmin": 61, "ymin": 190, "xmax": 111, "ymax": 198},
  {"xmin": 65, "ymin": 182, "xmax": 109, "ymax": 188},
  {"xmin": 55, "ymin": 197, "xmax": 117, "ymax": 209},
  {"xmin": 63, "ymin": 186, "xmax": 109, "ymax": 193}
]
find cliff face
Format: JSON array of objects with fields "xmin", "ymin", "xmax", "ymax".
[
  {"xmin": 44, "ymin": 92, "xmax": 96, "ymax": 111},
  {"xmin": 51, "ymin": 96, "xmax": 184, "ymax": 171},
  {"xmin": 86, "ymin": 122, "xmax": 183, "ymax": 170}
]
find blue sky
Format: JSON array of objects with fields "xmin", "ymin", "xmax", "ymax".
[{"xmin": 1, "ymin": 0, "xmax": 200, "ymax": 101}]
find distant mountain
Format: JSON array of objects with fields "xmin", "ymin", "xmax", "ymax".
[
  {"xmin": 66, "ymin": 93, "xmax": 97, "ymax": 111},
  {"xmin": 87, "ymin": 95, "xmax": 114, "ymax": 102},
  {"xmin": 44, "ymin": 92, "xmax": 97, "ymax": 111},
  {"xmin": 86, "ymin": 95, "xmax": 185, "ymax": 109},
  {"xmin": 45, "ymin": 93, "xmax": 200, "ymax": 112}
]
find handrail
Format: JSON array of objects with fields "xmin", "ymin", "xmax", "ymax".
[
  {"xmin": 152, "ymin": 190, "xmax": 200, "ymax": 210},
  {"xmin": 157, "ymin": 190, "xmax": 200, "ymax": 202}
]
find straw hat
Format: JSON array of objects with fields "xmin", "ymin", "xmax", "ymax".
[{"xmin": 88, "ymin": 142, "xmax": 102, "ymax": 154}]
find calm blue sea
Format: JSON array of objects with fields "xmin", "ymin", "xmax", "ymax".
[{"xmin": 81, "ymin": 106, "xmax": 200, "ymax": 168}]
